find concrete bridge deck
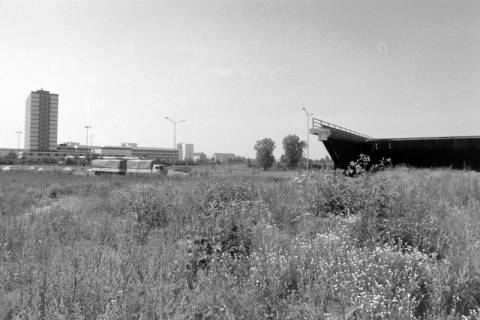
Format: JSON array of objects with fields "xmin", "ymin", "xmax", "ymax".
[{"xmin": 310, "ymin": 118, "xmax": 480, "ymax": 170}]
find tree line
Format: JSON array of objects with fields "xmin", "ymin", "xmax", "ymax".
[{"xmin": 254, "ymin": 134, "xmax": 330, "ymax": 170}]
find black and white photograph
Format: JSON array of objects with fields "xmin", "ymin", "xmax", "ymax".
[{"xmin": 1, "ymin": 0, "xmax": 480, "ymax": 319}]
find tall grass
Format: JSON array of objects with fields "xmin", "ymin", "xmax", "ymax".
[{"xmin": 1, "ymin": 168, "xmax": 480, "ymax": 319}]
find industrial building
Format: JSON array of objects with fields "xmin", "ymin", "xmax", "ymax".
[
  {"xmin": 25, "ymin": 89, "xmax": 58, "ymax": 151},
  {"xmin": 15, "ymin": 143, "xmax": 179, "ymax": 163},
  {"xmin": 131, "ymin": 146, "xmax": 179, "ymax": 161},
  {"xmin": 93, "ymin": 146, "xmax": 179, "ymax": 162}
]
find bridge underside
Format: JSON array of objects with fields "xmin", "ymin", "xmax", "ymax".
[
  {"xmin": 368, "ymin": 138, "xmax": 480, "ymax": 170},
  {"xmin": 311, "ymin": 119, "xmax": 480, "ymax": 171}
]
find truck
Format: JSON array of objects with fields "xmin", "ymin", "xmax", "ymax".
[
  {"xmin": 126, "ymin": 159, "xmax": 166, "ymax": 175},
  {"xmin": 91, "ymin": 158, "xmax": 166, "ymax": 176},
  {"xmin": 91, "ymin": 159, "xmax": 127, "ymax": 175}
]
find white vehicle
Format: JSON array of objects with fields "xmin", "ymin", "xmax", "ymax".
[{"xmin": 126, "ymin": 159, "xmax": 166, "ymax": 175}]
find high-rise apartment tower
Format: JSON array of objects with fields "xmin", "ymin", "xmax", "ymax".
[
  {"xmin": 176, "ymin": 143, "xmax": 194, "ymax": 161},
  {"xmin": 185, "ymin": 143, "xmax": 194, "ymax": 161},
  {"xmin": 177, "ymin": 143, "xmax": 183, "ymax": 160},
  {"xmin": 25, "ymin": 89, "xmax": 58, "ymax": 151}
]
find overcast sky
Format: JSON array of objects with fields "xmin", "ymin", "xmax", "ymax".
[{"xmin": 0, "ymin": 0, "xmax": 479, "ymax": 159}]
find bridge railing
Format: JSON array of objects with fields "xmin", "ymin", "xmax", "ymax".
[{"xmin": 312, "ymin": 118, "xmax": 373, "ymax": 139}]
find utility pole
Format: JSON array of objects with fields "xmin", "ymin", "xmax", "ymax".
[
  {"xmin": 164, "ymin": 116, "xmax": 185, "ymax": 171},
  {"xmin": 16, "ymin": 131, "xmax": 22, "ymax": 166},
  {"xmin": 302, "ymin": 107, "xmax": 314, "ymax": 174}
]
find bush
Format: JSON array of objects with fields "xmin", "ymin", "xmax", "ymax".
[
  {"xmin": 295, "ymin": 170, "xmax": 378, "ymax": 217},
  {"xmin": 111, "ymin": 184, "xmax": 175, "ymax": 241}
]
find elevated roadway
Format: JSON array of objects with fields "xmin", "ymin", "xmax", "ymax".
[{"xmin": 311, "ymin": 118, "xmax": 480, "ymax": 170}]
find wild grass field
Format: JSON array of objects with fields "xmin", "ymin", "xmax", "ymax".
[{"xmin": 1, "ymin": 167, "xmax": 480, "ymax": 319}]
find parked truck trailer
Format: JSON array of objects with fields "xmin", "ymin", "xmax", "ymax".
[
  {"xmin": 91, "ymin": 158, "xmax": 166, "ymax": 176},
  {"xmin": 91, "ymin": 159, "xmax": 127, "ymax": 175},
  {"xmin": 126, "ymin": 159, "xmax": 166, "ymax": 175}
]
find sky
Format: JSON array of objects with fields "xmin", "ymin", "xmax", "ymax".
[{"xmin": 0, "ymin": 0, "xmax": 479, "ymax": 159}]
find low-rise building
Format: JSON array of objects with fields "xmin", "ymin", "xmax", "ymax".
[
  {"xmin": 131, "ymin": 147, "xmax": 179, "ymax": 161},
  {"xmin": 20, "ymin": 150, "xmax": 68, "ymax": 160},
  {"xmin": 94, "ymin": 146, "xmax": 179, "ymax": 162},
  {"xmin": 8, "ymin": 143, "xmax": 179, "ymax": 163},
  {"xmin": 58, "ymin": 143, "xmax": 93, "ymax": 155},
  {"xmin": 94, "ymin": 146, "xmax": 132, "ymax": 157},
  {"xmin": 121, "ymin": 142, "xmax": 138, "ymax": 148}
]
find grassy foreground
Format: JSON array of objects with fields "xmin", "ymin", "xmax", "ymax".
[{"xmin": 1, "ymin": 168, "xmax": 480, "ymax": 319}]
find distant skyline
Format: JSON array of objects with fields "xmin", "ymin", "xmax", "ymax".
[{"xmin": 0, "ymin": 0, "xmax": 479, "ymax": 159}]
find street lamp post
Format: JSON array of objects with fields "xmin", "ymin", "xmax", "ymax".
[
  {"xmin": 16, "ymin": 131, "xmax": 22, "ymax": 166},
  {"xmin": 74, "ymin": 145, "xmax": 78, "ymax": 170},
  {"xmin": 164, "ymin": 116, "xmax": 185, "ymax": 170},
  {"xmin": 85, "ymin": 126, "xmax": 91, "ymax": 149},
  {"xmin": 302, "ymin": 107, "xmax": 314, "ymax": 174},
  {"xmin": 85, "ymin": 126, "xmax": 91, "ymax": 173}
]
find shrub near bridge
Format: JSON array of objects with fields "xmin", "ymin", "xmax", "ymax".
[
  {"xmin": 297, "ymin": 165, "xmax": 480, "ymax": 317},
  {"xmin": 295, "ymin": 170, "xmax": 368, "ymax": 217}
]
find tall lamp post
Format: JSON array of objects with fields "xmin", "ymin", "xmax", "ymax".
[
  {"xmin": 85, "ymin": 126, "xmax": 91, "ymax": 148},
  {"xmin": 85, "ymin": 125, "xmax": 91, "ymax": 171},
  {"xmin": 164, "ymin": 116, "xmax": 185, "ymax": 170},
  {"xmin": 16, "ymin": 131, "xmax": 22, "ymax": 165},
  {"xmin": 302, "ymin": 107, "xmax": 314, "ymax": 174},
  {"xmin": 74, "ymin": 145, "xmax": 78, "ymax": 170}
]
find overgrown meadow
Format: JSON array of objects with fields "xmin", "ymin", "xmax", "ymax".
[{"xmin": 1, "ymin": 167, "xmax": 480, "ymax": 319}]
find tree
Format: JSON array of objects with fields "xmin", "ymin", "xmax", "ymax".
[
  {"xmin": 254, "ymin": 138, "xmax": 275, "ymax": 170},
  {"xmin": 197, "ymin": 152, "xmax": 208, "ymax": 163},
  {"xmin": 5, "ymin": 151, "xmax": 17, "ymax": 161},
  {"xmin": 282, "ymin": 134, "xmax": 306, "ymax": 168}
]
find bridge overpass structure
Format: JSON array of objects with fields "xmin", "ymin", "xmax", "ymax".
[{"xmin": 310, "ymin": 118, "xmax": 480, "ymax": 170}]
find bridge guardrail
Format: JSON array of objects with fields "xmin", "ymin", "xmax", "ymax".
[{"xmin": 312, "ymin": 118, "xmax": 373, "ymax": 139}]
